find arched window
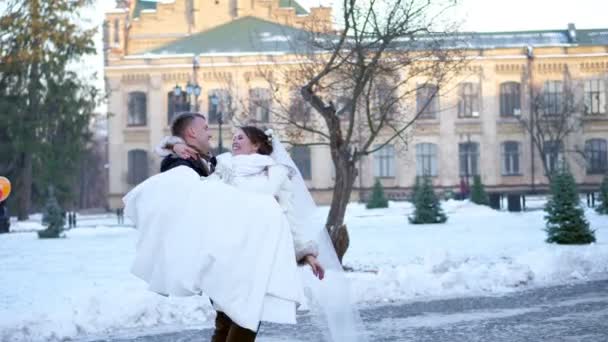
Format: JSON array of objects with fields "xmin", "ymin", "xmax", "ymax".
[
  {"xmin": 291, "ymin": 146, "xmax": 312, "ymax": 180},
  {"xmin": 501, "ymin": 141, "xmax": 521, "ymax": 175},
  {"xmin": 416, "ymin": 143, "xmax": 438, "ymax": 176},
  {"xmin": 249, "ymin": 88, "xmax": 271, "ymax": 123},
  {"xmin": 458, "ymin": 82, "xmax": 480, "ymax": 118},
  {"xmin": 499, "ymin": 82, "xmax": 521, "ymax": 116},
  {"xmin": 585, "ymin": 139, "xmax": 608, "ymax": 174},
  {"xmin": 459, "ymin": 142, "xmax": 479, "ymax": 176},
  {"xmin": 127, "ymin": 149, "xmax": 148, "ymax": 185},
  {"xmin": 167, "ymin": 91, "xmax": 190, "ymax": 125},
  {"xmin": 127, "ymin": 91, "xmax": 147, "ymax": 126}
]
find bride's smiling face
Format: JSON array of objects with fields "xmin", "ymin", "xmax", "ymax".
[{"xmin": 232, "ymin": 129, "xmax": 258, "ymax": 155}]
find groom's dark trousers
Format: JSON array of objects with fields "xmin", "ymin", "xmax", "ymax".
[{"xmin": 211, "ymin": 311, "xmax": 258, "ymax": 342}]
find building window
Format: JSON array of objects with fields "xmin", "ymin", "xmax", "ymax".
[
  {"xmin": 374, "ymin": 145, "xmax": 395, "ymax": 178},
  {"xmin": 416, "ymin": 143, "xmax": 438, "ymax": 176},
  {"xmin": 288, "ymin": 90, "xmax": 312, "ymax": 122},
  {"xmin": 249, "ymin": 88, "xmax": 271, "ymax": 123},
  {"xmin": 416, "ymin": 84, "xmax": 439, "ymax": 118},
  {"xmin": 375, "ymin": 81, "xmax": 397, "ymax": 120},
  {"xmin": 544, "ymin": 140, "xmax": 563, "ymax": 173},
  {"xmin": 113, "ymin": 19, "xmax": 120, "ymax": 45},
  {"xmin": 208, "ymin": 89, "xmax": 232, "ymax": 124},
  {"xmin": 127, "ymin": 150, "xmax": 148, "ymax": 185},
  {"xmin": 459, "ymin": 142, "xmax": 479, "ymax": 176},
  {"xmin": 542, "ymin": 81, "xmax": 563, "ymax": 115},
  {"xmin": 127, "ymin": 91, "xmax": 147, "ymax": 126},
  {"xmin": 584, "ymin": 79, "xmax": 606, "ymax": 115},
  {"xmin": 291, "ymin": 145, "xmax": 312, "ymax": 180},
  {"xmin": 500, "ymin": 82, "xmax": 521, "ymax": 117},
  {"xmin": 167, "ymin": 92, "xmax": 190, "ymax": 124},
  {"xmin": 458, "ymin": 82, "xmax": 480, "ymax": 118},
  {"xmin": 103, "ymin": 20, "xmax": 110, "ymax": 48},
  {"xmin": 585, "ymin": 139, "xmax": 608, "ymax": 174},
  {"xmin": 502, "ymin": 141, "xmax": 521, "ymax": 175}
]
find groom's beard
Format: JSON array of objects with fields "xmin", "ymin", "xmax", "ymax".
[{"xmin": 183, "ymin": 138, "xmax": 207, "ymax": 157}]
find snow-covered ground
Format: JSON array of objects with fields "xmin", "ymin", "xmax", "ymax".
[{"xmin": 1, "ymin": 200, "xmax": 607, "ymax": 341}]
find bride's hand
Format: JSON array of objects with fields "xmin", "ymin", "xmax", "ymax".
[
  {"xmin": 173, "ymin": 143, "xmax": 199, "ymax": 159},
  {"xmin": 304, "ymin": 255, "xmax": 325, "ymax": 280}
]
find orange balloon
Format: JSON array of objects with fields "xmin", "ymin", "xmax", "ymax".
[{"xmin": 0, "ymin": 177, "xmax": 11, "ymax": 202}]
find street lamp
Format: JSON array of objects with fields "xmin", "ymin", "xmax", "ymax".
[
  {"xmin": 171, "ymin": 55, "xmax": 201, "ymax": 115},
  {"xmin": 210, "ymin": 94, "xmax": 223, "ymax": 153}
]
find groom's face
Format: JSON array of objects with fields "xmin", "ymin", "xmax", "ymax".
[{"xmin": 190, "ymin": 116, "xmax": 212, "ymax": 154}]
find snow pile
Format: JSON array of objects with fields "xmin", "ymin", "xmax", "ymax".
[
  {"xmin": 0, "ymin": 228, "xmax": 215, "ymax": 342},
  {"xmin": 0, "ymin": 200, "xmax": 607, "ymax": 341},
  {"xmin": 344, "ymin": 201, "xmax": 608, "ymax": 303}
]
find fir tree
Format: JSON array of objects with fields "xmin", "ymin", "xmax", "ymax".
[
  {"xmin": 38, "ymin": 187, "xmax": 66, "ymax": 239},
  {"xmin": 409, "ymin": 176, "xmax": 447, "ymax": 224},
  {"xmin": 596, "ymin": 174, "xmax": 608, "ymax": 215},
  {"xmin": 366, "ymin": 179, "xmax": 389, "ymax": 209},
  {"xmin": 545, "ymin": 169, "xmax": 595, "ymax": 244},
  {"xmin": 470, "ymin": 175, "xmax": 489, "ymax": 205},
  {"xmin": 0, "ymin": 0, "xmax": 99, "ymax": 219}
]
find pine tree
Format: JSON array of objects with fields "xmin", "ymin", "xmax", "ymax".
[
  {"xmin": 0, "ymin": 0, "xmax": 99, "ymax": 219},
  {"xmin": 470, "ymin": 175, "xmax": 489, "ymax": 205},
  {"xmin": 596, "ymin": 174, "xmax": 608, "ymax": 215},
  {"xmin": 38, "ymin": 187, "xmax": 66, "ymax": 239},
  {"xmin": 409, "ymin": 176, "xmax": 447, "ymax": 224},
  {"xmin": 545, "ymin": 169, "xmax": 595, "ymax": 244},
  {"xmin": 366, "ymin": 179, "xmax": 389, "ymax": 209}
]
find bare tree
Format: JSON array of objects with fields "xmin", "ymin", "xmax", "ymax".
[
  {"xmin": 228, "ymin": 0, "xmax": 465, "ymax": 262},
  {"xmin": 518, "ymin": 69, "xmax": 586, "ymax": 181}
]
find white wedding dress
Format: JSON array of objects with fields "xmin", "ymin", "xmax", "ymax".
[{"xmin": 123, "ymin": 152, "xmax": 317, "ymax": 331}]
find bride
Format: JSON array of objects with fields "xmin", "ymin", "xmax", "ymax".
[{"xmin": 124, "ymin": 123, "xmax": 365, "ymax": 341}]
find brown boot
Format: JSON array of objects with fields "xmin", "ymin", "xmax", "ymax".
[
  {"xmin": 211, "ymin": 311, "xmax": 232, "ymax": 342},
  {"xmin": 226, "ymin": 322, "xmax": 258, "ymax": 342}
]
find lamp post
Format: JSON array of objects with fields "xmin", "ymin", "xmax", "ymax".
[
  {"xmin": 172, "ymin": 55, "xmax": 201, "ymax": 114},
  {"xmin": 210, "ymin": 94, "xmax": 223, "ymax": 153}
]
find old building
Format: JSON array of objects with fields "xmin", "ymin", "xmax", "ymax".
[{"xmin": 104, "ymin": 0, "xmax": 608, "ymax": 208}]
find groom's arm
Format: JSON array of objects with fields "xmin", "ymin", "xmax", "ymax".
[{"xmin": 155, "ymin": 136, "xmax": 186, "ymax": 157}]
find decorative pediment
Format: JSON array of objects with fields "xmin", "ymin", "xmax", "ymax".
[
  {"xmin": 244, "ymin": 70, "xmax": 274, "ymax": 82},
  {"xmin": 121, "ymin": 74, "xmax": 150, "ymax": 83},
  {"xmin": 495, "ymin": 63, "xmax": 524, "ymax": 74},
  {"xmin": 497, "ymin": 122, "xmax": 524, "ymax": 134},
  {"xmin": 200, "ymin": 71, "xmax": 233, "ymax": 82},
  {"xmin": 580, "ymin": 61, "xmax": 608, "ymax": 73},
  {"xmin": 454, "ymin": 122, "xmax": 482, "ymax": 134},
  {"xmin": 534, "ymin": 62, "xmax": 567, "ymax": 74},
  {"xmin": 413, "ymin": 122, "xmax": 440, "ymax": 135},
  {"xmin": 161, "ymin": 72, "xmax": 191, "ymax": 83}
]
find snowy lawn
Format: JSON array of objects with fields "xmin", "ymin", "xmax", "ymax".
[{"xmin": 1, "ymin": 200, "xmax": 607, "ymax": 341}]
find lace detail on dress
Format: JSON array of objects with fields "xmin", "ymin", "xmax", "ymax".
[{"xmin": 214, "ymin": 161, "xmax": 236, "ymax": 185}]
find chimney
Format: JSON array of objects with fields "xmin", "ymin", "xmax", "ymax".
[{"xmin": 567, "ymin": 23, "xmax": 577, "ymax": 43}]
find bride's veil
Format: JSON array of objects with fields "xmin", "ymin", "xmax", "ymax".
[{"xmin": 267, "ymin": 129, "xmax": 368, "ymax": 342}]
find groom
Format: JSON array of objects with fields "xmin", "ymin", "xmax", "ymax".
[
  {"xmin": 160, "ymin": 112, "xmax": 216, "ymax": 176},
  {"xmin": 160, "ymin": 112, "xmax": 259, "ymax": 342}
]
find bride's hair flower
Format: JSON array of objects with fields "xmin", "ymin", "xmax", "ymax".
[{"xmin": 264, "ymin": 129, "xmax": 274, "ymax": 142}]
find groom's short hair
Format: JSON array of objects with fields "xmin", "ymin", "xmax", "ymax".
[{"xmin": 171, "ymin": 112, "xmax": 206, "ymax": 137}]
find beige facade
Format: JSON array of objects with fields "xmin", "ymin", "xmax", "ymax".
[{"xmin": 104, "ymin": 1, "xmax": 608, "ymax": 208}]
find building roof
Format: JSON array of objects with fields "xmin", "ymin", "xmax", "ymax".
[
  {"xmin": 137, "ymin": 18, "xmax": 608, "ymax": 57},
  {"xmin": 132, "ymin": 0, "xmax": 308, "ymax": 18},
  {"xmin": 144, "ymin": 16, "xmax": 313, "ymax": 56}
]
